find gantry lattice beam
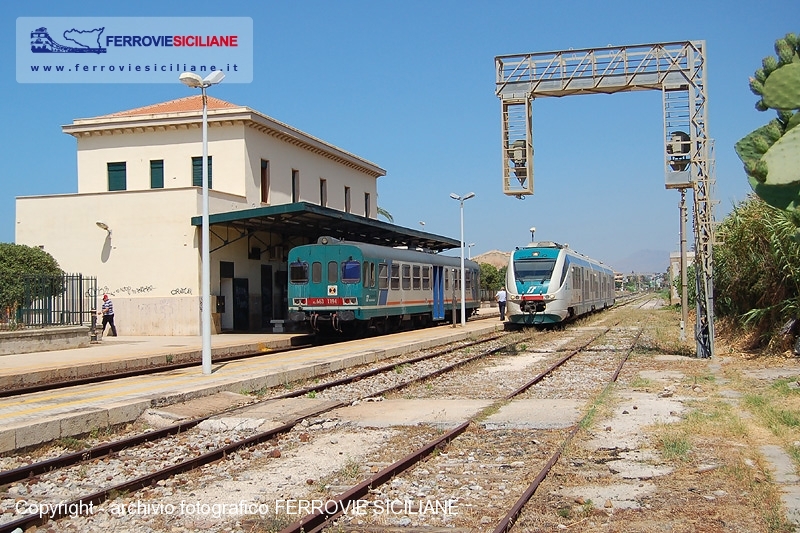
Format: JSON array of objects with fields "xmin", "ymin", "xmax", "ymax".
[{"xmin": 495, "ymin": 41, "xmax": 715, "ymax": 358}]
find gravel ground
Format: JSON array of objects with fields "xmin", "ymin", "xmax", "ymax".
[{"xmin": 4, "ymin": 300, "xmax": 800, "ymax": 532}]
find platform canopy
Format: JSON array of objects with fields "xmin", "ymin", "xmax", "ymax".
[{"xmin": 191, "ymin": 202, "xmax": 460, "ymax": 253}]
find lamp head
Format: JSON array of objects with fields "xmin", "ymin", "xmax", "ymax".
[
  {"xmin": 179, "ymin": 72, "xmax": 203, "ymax": 88},
  {"xmin": 96, "ymin": 221, "xmax": 109, "ymax": 231},
  {"xmin": 449, "ymin": 193, "xmax": 459, "ymax": 200},
  {"xmin": 463, "ymin": 192, "xmax": 475, "ymax": 201},
  {"xmin": 203, "ymin": 71, "xmax": 225, "ymax": 85}
]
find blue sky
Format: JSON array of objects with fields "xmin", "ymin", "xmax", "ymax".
[{"xmin": 2, "ymin": 0, "xmax": 795, "ymax": 273}]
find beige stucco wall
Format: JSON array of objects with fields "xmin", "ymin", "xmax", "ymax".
[
  {"xmin": 16, "ymin": 188, "xmax": 253, "ymax": 335},
  {"xmin": 75, "ymin": 123, "xmax": 247, "ymax": 198},
  {"xmin": 243, "ymin": 127, "xmax": 377, "ymax": 214}
]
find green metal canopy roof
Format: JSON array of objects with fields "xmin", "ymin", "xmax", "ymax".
[{"xmin": 191, "ymin": 202, "xmax": 460, "ymax": 252}]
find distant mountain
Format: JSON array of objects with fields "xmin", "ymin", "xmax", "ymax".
[{"xmin": 610, "ymin": 249, "xmax": 670, "ymax": 274}]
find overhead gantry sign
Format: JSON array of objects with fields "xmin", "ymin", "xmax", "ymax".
[{"xmin": 495, "ymin": 41, "xmax": 715, "ymax": 358}]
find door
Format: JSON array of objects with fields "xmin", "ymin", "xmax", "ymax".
[
  {"xmin": 233, "ymin": 278, "xmax": 249, "ymax": 331},
  {"xmin": 432, "ymin": 265, "xmax": 445, "ymax": 320},
  {"xmin": 261, "ymin": 265, "xmax": 273, "ymax": 328},
  {"xmin": 220, "ymin": 278, "xmax": 233, "ymax": 330}
]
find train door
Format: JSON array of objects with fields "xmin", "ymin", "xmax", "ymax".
[{"xmin": 432, "ymin": 265, "xmax": 445, "ymax": 320}]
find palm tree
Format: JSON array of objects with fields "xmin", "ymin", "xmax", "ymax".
[{"xmin": 377, "ymin": 206, "xmax": 393, "ymax": 223}]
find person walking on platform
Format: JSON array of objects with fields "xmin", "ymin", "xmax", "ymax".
[
  {"xmin": 101, "ymin": 294, "xmax": 117, "ymax": 337},
  {"xmin": 495, "ymin": 286, "xmax": 507, "ymax": 321}
]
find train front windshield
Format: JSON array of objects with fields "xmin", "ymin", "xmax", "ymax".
[{"xmin": 514, "ymin": 258, "xmax": 556, "ymax": 282}]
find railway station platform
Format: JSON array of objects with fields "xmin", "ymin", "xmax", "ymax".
[{"xmin": 0, "ymin": 308, "xmax": 502, "ymax": 454}]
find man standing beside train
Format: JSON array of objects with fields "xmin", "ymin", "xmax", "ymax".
[{"xmin": 495, "ymin": 286, "xmax": 507, "ymax": 321}]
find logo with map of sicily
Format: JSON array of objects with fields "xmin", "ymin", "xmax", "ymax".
[{"xmin": 30, "ymin": 26, "xmax": 106, "ymax": 54}]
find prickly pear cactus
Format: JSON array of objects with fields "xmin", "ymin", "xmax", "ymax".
[{"xmin": 735, "ymin": 33, "xmax": 800, "ymax": 212}]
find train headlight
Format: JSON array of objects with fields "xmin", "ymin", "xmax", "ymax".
[
  {"xmin": 293, "ymin": 298, "xmax": 307, "ymax": 305},
  {"xmin": 543, "ymin": 294, "xmax": 556, "ymax": 301}
]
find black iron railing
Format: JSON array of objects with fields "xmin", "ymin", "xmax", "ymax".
[{"xmin": 1, "ymin": 273, "xmax": 97, "ymax": 331}]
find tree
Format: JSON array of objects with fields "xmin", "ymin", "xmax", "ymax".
[
  {"xmin": 0, "ymin": 243, "xmax": 63, "ymax": 310},
  {"xmin": 377, "ymin": 207, "xmax": 393, "ymax": 223},
  {"xmin": 479, "ymin": 263, "xmax": 505, "ymax": 291}
]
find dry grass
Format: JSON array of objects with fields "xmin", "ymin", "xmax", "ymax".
[{"xmin": 515, "ymin": 302, "xmax": 800, "ymax": 532}]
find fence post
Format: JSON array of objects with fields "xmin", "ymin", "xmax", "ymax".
[{"xmin": 90, "ymin": 310, "xmax": 98, "ymax": 341}]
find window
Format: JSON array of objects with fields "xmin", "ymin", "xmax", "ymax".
[
  {"xmin": 327, "ymin": 261, "xmax": 338, "ymax": 283},
  {"xmin": 312, "ymin": 262, "xmax": 322, "ymax": 283},
  {"xmin": 344, "ymin": 186, "xmax": 351, "ymax": 213},
  {"xmin": 107, "ymin": 162, "xmax": 126, "ymax": 191},
  {"xmin": 341, "ymin": 260, "xmax": 360, "ymax": 283},
  {"xmin": 289, "ymin": 261, "xmax": 309, "ymax": 283},
  {"xmin": 292, "ymin": 170, "xmax": 300, "ymax": 202},
  {"xmin": 220, "ymin": 261, "xmax": 234, "ymax": 279},
  {"xmin": 319, "ymin": 178, "xmax": 327, "ymax": 207},
  {"xmin": 412, "ymin": 265, "xmax": 421, "ymax": 290},
  {"xmin": 362, "ymin": 261, "xmax": 377, "ymax": 288},
  {"xmin": 378, "ymin": 263, "xmax": 389, "ymax": 289},
  {"xmin": 422, "ymin": 266, "xmax": 431, "ymax": 290},
  {"xmin": 364, "ymin": 192, "xmax": 371, "ymax": 218},
  {"xmin": 390, "ymin": 264, "xmax": 400, "ymax": 290},
  {"xmin": 150, "ymin": 160, "xmax": 164, "ymax": 189},
  {"xmin": 402, "ymin": 264, "xmax": 411, "ymax": 290},
  {"xmin": 192, "ymin": 156, "xmax": 213, "ymax": 189},
  {"xmin": 260, "ymin": 159, "xmax": 270, "ymax": 204}
]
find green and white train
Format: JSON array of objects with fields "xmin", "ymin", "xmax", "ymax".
[{"xmin": 287, "ymin": 237, "xmax": 480, "ymax": 334}]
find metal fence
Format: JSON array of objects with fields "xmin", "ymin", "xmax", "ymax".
[{"xmin": 1, "ymin": 273, "xmax": 97, "ymax": 331}]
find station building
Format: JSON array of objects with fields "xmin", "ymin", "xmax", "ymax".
[{"xmin": 15, "ymin": 95, "xmax": 457, "ymax": 335}]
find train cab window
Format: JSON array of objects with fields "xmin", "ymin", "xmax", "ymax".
[
  {"xmin": 390, "ymin": 264, "xmax": 400, "ymax": 290},
  {"xmin": 412, "ymin": 265, "xmax": 421, "ymax": 290},
  {"xmin": 378, "ymin": 263, "xmax": 389, "ymax": 289},
  {"xmin": 514, "ymin": 258, "xmax": 556, "ymax": 282},
  {"xmin": 341, "ymin": 260, "xmax": 360, "ymax": 284},
  {"xmin": 422, "ymin": 266, "xmax": 431, "ymax": 290},
  {"xmin": 312, "ymin": 262, "xmax": 322, "ymax": 283},
  {"xmin": 289, "ymin": 261, "xmax": 309, "ymax": 284},
  {"xmin": 402, "ymin": 264, "xmax": 411, "ymax": 290},
  {"xmin": 327, "ymin": 261, "xmax": 338, "ymax": 283},
  {"xmin": 465, "ymin": 269, "xmax": 472, "ymax": 290}
]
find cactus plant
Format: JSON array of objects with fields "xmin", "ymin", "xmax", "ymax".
[{"xmin": 736, "ymin": 33, "xmax": 800, "ymax": 214}]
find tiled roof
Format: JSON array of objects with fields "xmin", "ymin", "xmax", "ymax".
[{"xmin": 100, "ymin": 95, "xmax": 241, "ymax": 117}]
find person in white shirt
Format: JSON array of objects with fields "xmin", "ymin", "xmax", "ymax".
[{"xmin": 495, "ymin": 286, "xmax": 507, "ymax": 321}]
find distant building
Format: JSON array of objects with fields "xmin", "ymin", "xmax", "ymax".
[
  {"xmin": 668, "ymin": 251, "xmax": 695, "ymax": 305},
  {"xmin": 472, "ymin": 250, "xmax": 510, "ymax": 270}
]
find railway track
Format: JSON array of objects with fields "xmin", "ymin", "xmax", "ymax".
[
  {"xmin": 276, "ymin": 322, "xmax": 643, "ymax": 532},
  {"xmin": 0, "ymin": 306, "xmax": 655, "ymax": 532},
  {"xmin": 0, "ymin": 329, "xmax": 517, "ymax": 532}
]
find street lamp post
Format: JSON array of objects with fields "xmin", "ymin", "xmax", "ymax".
[
  {"xmin": 449, "ymin": 192, "xmax": 475, "ymax": 327},
  {"xmin": 530, "ymin": 226, "xmax": 536, "ymax": 242},
  {"xmin": 468, "ymin": 243, "xmax": 475, "ymax": 260},
  {"xmin": 180, "ymin": 70, "xmax": 225, "ymax": 375}
]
